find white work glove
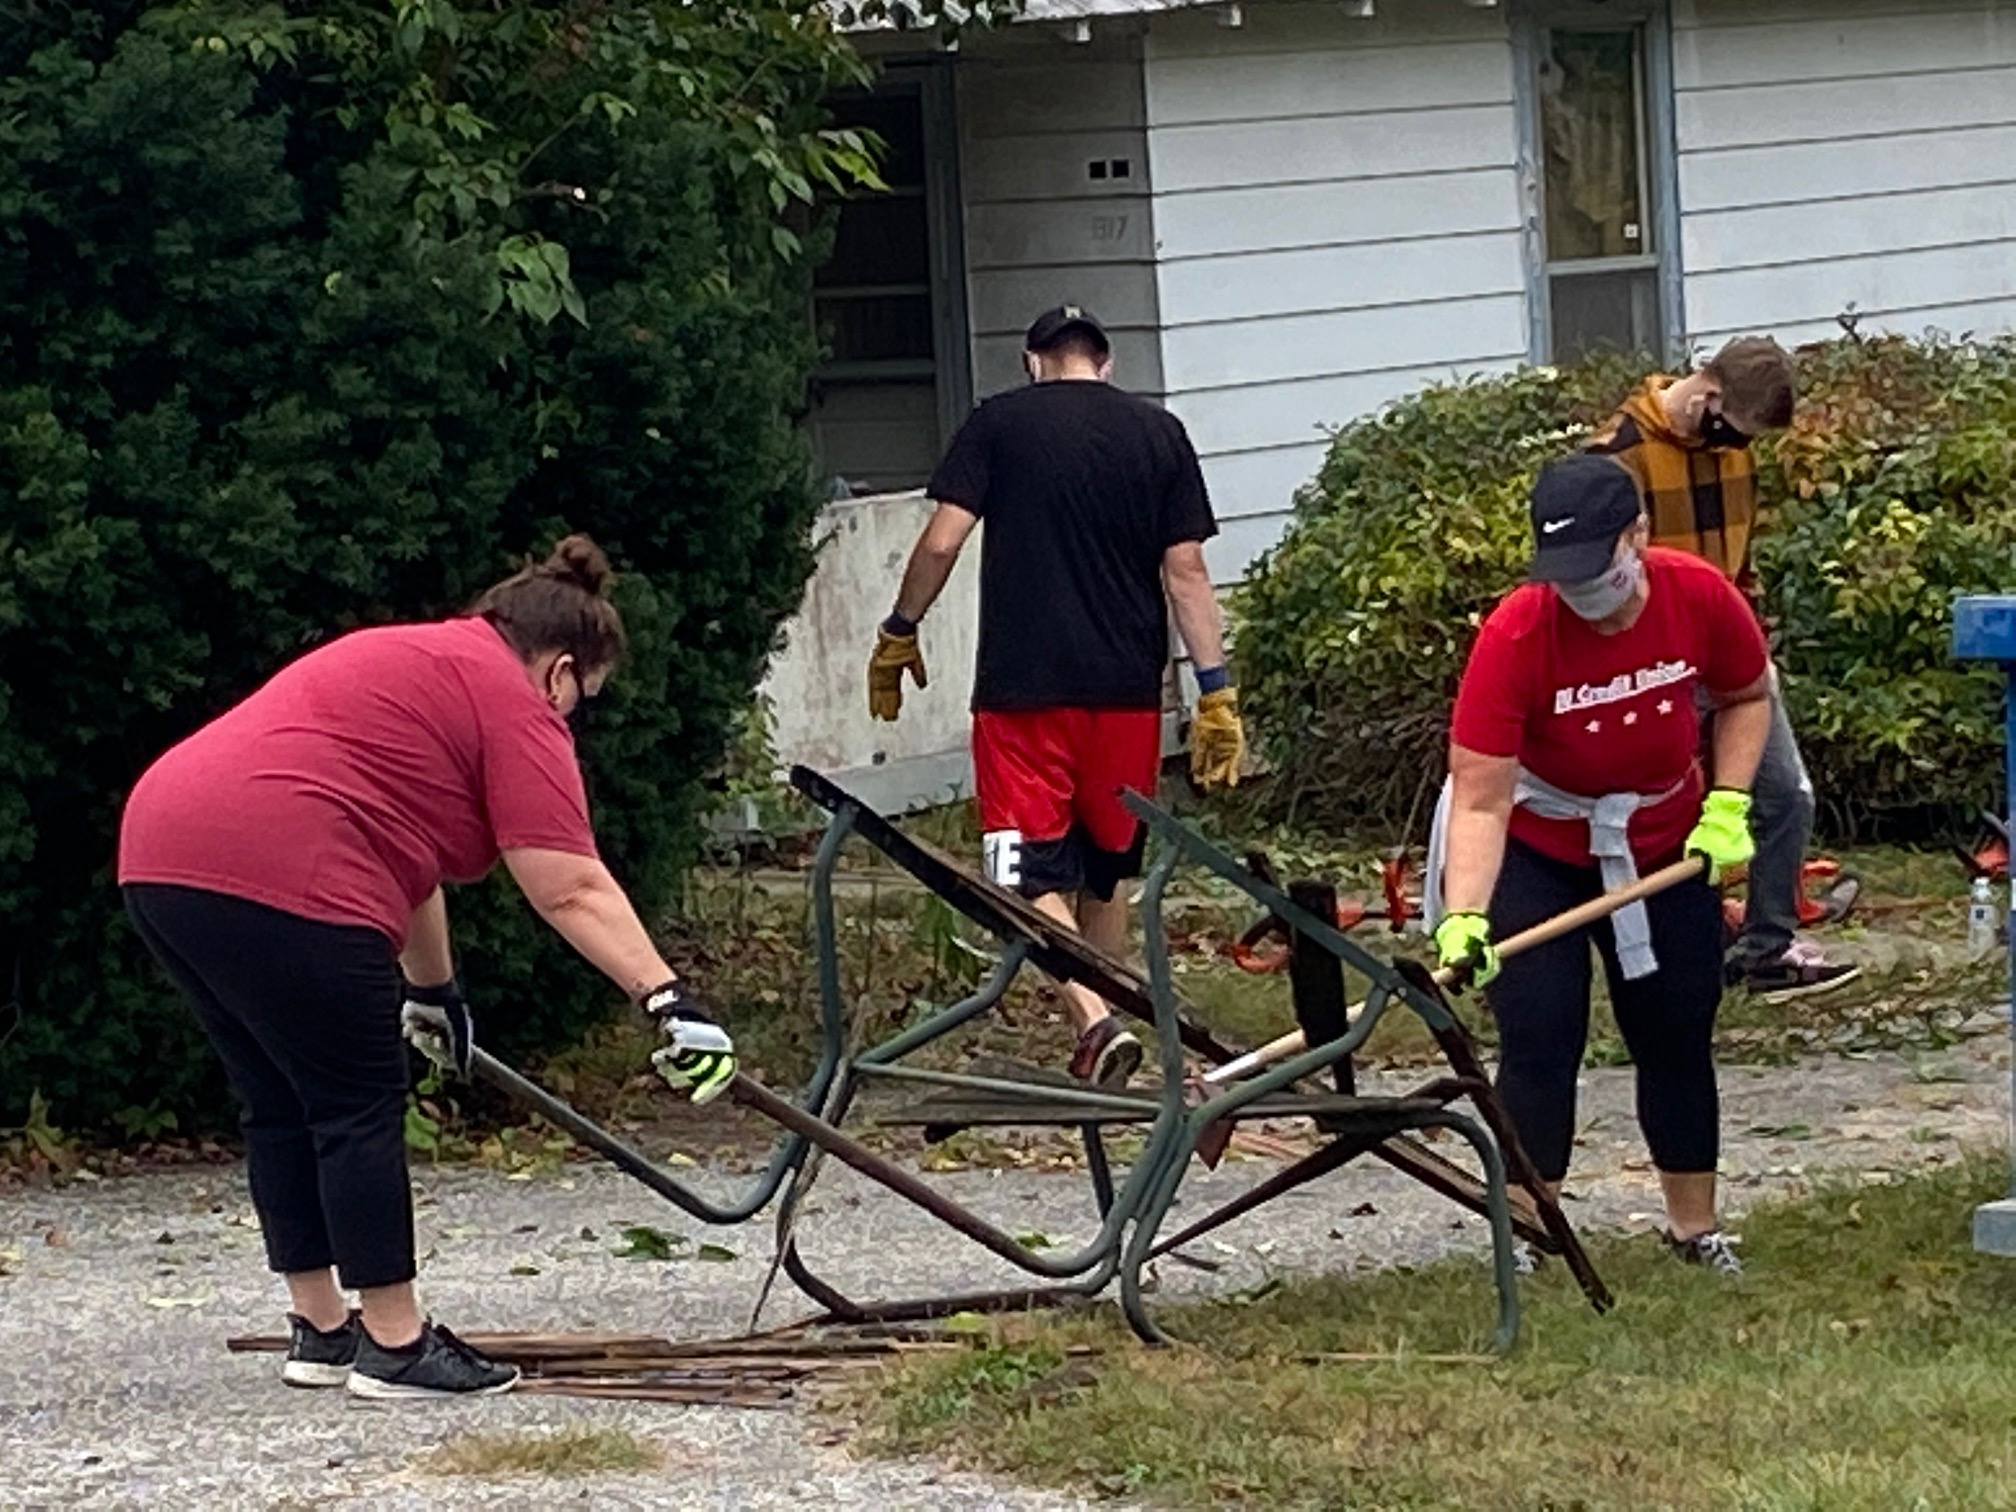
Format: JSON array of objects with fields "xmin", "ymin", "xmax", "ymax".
[
  {"xmin": 641, "ymin": 982, "xmax": 737, "ymax": 1105},
  {"xmin": 400, "ymin": 980, "xmax": 473, "ymax": 1079}
]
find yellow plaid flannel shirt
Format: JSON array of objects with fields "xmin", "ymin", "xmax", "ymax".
[{"xmin": 1585, "ymin": 375, "xmax": 1757, "ymax": 585}]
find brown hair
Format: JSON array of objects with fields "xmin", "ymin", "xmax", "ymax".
[
  {"xmin": 1706, "ymin": 336, "xmax": 1796, "ymax": 430},
  {"xmin": 469, "ymin": 534, "xmax": 627, "ymax": 672}
]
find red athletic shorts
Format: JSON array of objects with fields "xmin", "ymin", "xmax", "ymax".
[{"xmin": 971, "ymin": 708, "xmax": 1161, "ymax": 901}]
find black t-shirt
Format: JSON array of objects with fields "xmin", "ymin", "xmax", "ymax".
[{"xmin": 927, "ymin": 380, "xmax": 1217, "ymax": 711}]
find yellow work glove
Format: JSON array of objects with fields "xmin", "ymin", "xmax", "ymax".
[
  {"xmin": 1684, "ymin": 787, "xmax": 1754, "ymax": 883},
  {"xmin": 1432, "ymin": 911, "xmax": 1501, "ymax": 991},
  {"xmin": 866, "ymin": 622, "xmax": 927, "ymax": 722},
  {"xmin": 1189, "ymin": 687, "xmax": 1247, "ymax": 789}
]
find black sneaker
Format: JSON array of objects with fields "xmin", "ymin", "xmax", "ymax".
[
  {"xmin": 1741, "ymin": 942, "xmax": 1861, "ymax": 1003},
  {"xmin": 346, "ymin": 1321, "xmax": 520, "ymax": 1401},
  {"xmin": 282, "ymin": 1311, "xmax": 361, "ymax": 1389},
  {"xmin": 1664, "ymin": 1228, "xmax": 1743, "ymax": 1277}
]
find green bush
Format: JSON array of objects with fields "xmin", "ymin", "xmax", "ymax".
[
  {"xmin": 1234, "ymin": 335, "xmax": 2016, "ymax": 841},
  {"xmin": 0, "ymin": 7, "xmax": 844, "ymax": 1130},
  {"xmin": 1232, "ymin": 353, "xmax": 1650, "ymax": 832}
]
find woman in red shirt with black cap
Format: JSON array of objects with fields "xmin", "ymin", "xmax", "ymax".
[
  {"xmin": 1431, "ymin": 455, "xmax": 1771, "ymax": 1273},
  {"xmin": 119, "ymin": 536, "xmax": 733, "ymax": 1399}
]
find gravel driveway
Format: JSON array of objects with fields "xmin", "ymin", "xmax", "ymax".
[{"xmin": 2, "ymin": 1032, "xmax": 2006, "ymax": 1511}]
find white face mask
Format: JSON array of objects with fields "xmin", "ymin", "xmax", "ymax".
[{"xmin": 1555, "ymin": 547, "xmax": 1643, "ymax": 621}]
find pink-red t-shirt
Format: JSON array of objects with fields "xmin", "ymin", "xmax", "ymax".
[
  {"xmin": 1450, "ymin": 548, "xmax": 1768, "ymax": 868},
  {"xmin": 119, "ymin": 617, "xmax": 599, "ymax": 947}
]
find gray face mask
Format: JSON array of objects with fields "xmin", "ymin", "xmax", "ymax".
[{"xmin": 1555, "ymin": 547, "xmax": 1643, "ymax": 622}]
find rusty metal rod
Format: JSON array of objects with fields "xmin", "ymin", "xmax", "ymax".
[{"xmin": 731, "ymin": 1073, "xmax": 1142, "ymax": 1280}]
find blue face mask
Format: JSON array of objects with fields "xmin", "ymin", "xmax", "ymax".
[{"xmin": 1555, "ymin": 547, "xmax": 1643, "ymax": 621}]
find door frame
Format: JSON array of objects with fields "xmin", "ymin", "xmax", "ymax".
[
  {"xmin": 810, "ymin": 56, "xmax": 972, "ymax": 491},
  {"xmin": 1509, "ymin": 0, "xmax": 1685, "ymax": 364}
]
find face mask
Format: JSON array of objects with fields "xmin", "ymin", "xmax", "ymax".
[
  {"xmin": 1555, "ymin": 547, "xmax": 1643, "ymax": 622},
  {"xmin": 549, "ymin": 660, "xmax": 593, "ymax": 732},
  {"xmin": 1700, "ymin": 409, "xmax": 1751, "ymax": 450}
]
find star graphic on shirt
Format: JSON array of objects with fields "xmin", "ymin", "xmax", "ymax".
[
  {"xmin": 1623, "ymin": 710, "xmax": 1639, "ymax": 726},
  {"xmin": 1585, "ymin": 718, "xmax": 1601, "ymax": 734},
  {"xmin": 1657, "ymin": 699, "xmax": 1675, "ymax": 716}
]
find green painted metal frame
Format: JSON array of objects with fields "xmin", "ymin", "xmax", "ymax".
[
  {"xmin": 763, "ymin": 771, "xmax": 1525, "ymax": 1351},
  {"xmin": 468, "ymin": 767, "xmax": 1544, "ymax": 1353}
]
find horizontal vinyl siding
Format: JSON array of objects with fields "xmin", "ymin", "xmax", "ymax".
[
  {"xmin": 1143, "ymin": 3, "xmax": 1525, "ymax": 579},
  {"xmin": 955, "ymin": 31, "xmax": 1164, "ymax": 401},
  {"xmin": 1674, "ymin": 0, "xmax": 2016, "ymax": 347}
]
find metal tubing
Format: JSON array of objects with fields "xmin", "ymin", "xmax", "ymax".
[
  {"xmin": 782, "ymin": 1236, "xmax": 1119, "ymax": 1325},
  {"xmin": 851, "ymin": 1061, "xmax": 1162, "ymax": 1117},
  {"xmin": 466, "ymin": 804, "xmax": 871, "ymax": 1228},
  {"xmin": 854, "ymin": 944, "xmax": 1031, "ymax": 1068},
  {"xmin": 1083, "ymin": 1126, "xmax": 1117, "ymax": 1216},
  {"xmin": 471, "ymin": 1048, "xmax": 798, "ymax": 1226},
  {"xmin": 1124, "ymin": 792, "xmax": 1455, "ymax": 1031},
  {"xmin": 731, "ymin": 1074, "xmax": 1163, "ymax": 1280},
  {"xmin": 1117, "ymin": 1127, "xmax": 1194, "ymax": 1345},
  {"xmin": 1142, "ymin": 1132, "xmax": 1386, "ymax": 1263},
  {"xmin": 1418, "ymin": 1108, "xmax": 1521, "ymax": 1355}
]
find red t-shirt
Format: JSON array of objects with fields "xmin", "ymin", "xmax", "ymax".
[
  {"xmin": 1450, "ymin": 548, "xmax": 1768, "ymax": 868},
  {"xmin": 119, "ymin": 617, "xmax": 599, "ymax": 947}
]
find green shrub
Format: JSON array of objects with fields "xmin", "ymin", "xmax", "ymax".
[
  {"xmin": 1756, "ymin": 336, "xmax": 2016, "ymax": 837},
  {"xmin": 0, "ymin": 8, "xmax": 842, "ymax": 1129},
  {"xmin": 1234, "ymin": 335, "xmax": 2016, "ymax": 841},
  {"xmin": 1232, "ymin": 352, "xmax": 1650, "ymax": 832}
]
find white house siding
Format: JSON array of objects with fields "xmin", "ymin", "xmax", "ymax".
[
  {"xmin": 1674, "ymin": 0, "xmax": 2016, "ymax": 349},
  {"xmin": 955, "ymin": 27, "xmax": 1167, "ymax": 402},
  {"xmin": 1141, "ymin": 2, "xmax": 1528, "ymax": 579}
]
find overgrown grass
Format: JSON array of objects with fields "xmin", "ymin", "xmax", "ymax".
[
  {"xmin": 412, "ymin": 1425, "xmax": 662, "ymax": 1477},
  {"xmin": 863, "ymin": 1158, "xmax": 2016, "ymax": 1509}
]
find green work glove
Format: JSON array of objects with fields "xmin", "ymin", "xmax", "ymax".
[
  {"xmin": 1684, "ymin": 787, "xmax": 1755, "ymax": 884},
  {"xmin": 642, "ymin": 982, "xmax": 737, "ymax": 1106},
  {"xmin": 1432, "ymin": 911, "xmax": 1500, "ymax": 990}
]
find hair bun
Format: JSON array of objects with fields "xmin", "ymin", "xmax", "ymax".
[{"xmin": 542, "ymin": 534, "xmax": 614, "ymax": 597}]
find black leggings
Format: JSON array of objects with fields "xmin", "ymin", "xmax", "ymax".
[
  {"xmin": 124, "ymin": 884, "xmax": 414, "ymax": 1290},
  {"xmin": 1484, "ymin": 840, "xmax": 1725, "ymax": 1184}
]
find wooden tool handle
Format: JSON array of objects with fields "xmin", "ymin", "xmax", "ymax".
[{"xmin": 1201, "ymin": 855, "xmax": 1707, "ymax": 1085}]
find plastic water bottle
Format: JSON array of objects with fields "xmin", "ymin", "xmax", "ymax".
[{"xmin": 1969, "ymin": 875, "xmax": 1998, "ymax": 959}]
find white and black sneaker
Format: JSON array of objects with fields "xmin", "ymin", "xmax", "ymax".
[
  {"xmin": 1664, "ymin": 1228, "xmax": 1743, "ymax": 1277},
  {"xmin": 1739, "ymin": 941, "xmax": 1861, "ymax": 1002},
  {"xmin": 346, "ymin": 1321, "xmax": 520, "ymax": 1401},
  {"xmin": 282, "ymin": 1311, "xmax": 361, "ymax": 1388}
]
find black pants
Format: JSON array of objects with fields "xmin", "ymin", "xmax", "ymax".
[
  {"xmin": 1484, "ymin": 840, "xmax": 1725, "ymax": 1184},
  {"xmin": 125, "ymin": 884, "xmax": 414, "ymax": 1289}
]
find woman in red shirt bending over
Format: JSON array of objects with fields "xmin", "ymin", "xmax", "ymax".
[
  {"xmin": 119, "ymin": 537, "xmax": 734, "ymax": 1400},
  {"xmin": 1433, "ymin": 456, "xmax": 1770, "ymax": 1274}
]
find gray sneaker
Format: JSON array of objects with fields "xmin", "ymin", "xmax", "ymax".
[
  {"xmin": 346, "ymin": 1321, "xmax": 519, "ymax": 1401},
  {"xmin": 282, "ymin": 1311, "xmax": 360, "ymax": 1388},
  {"xmin": 1664, "ymin": 1228, "xmax": 1743, "ymax": 1277}
]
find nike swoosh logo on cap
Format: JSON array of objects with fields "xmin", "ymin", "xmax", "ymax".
[{"xmin": 1541, "ymin": 517, "xmax": 1574, "ymax": 534}]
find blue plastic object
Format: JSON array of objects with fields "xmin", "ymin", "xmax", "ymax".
[{"xmin": 1952, "ymin": 596, "xmax": 2016, "ymax": 1255}]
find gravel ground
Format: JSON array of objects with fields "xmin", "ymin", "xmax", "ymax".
[{"xmin": 1, "ymin": 1031, "xmax": 2007, "ymax": 1511}]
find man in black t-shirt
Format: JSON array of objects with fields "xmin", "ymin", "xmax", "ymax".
[{"xmin": 866, "ymin": 305, "xmax": 1246, "ymax": 1085}]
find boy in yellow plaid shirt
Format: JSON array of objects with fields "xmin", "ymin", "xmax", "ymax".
[{"xmin": 1586, "ymin": 337, "xmax": 1859, "ymax": 1001}]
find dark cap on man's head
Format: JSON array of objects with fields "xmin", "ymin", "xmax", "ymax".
[
  {"xmin": 1528, "ymin": 455, "xmax": 1646, "ymax": 584},
  {"xmin": 1025, "ymin": 305, "xmax": 1110, "ymax": 355}
]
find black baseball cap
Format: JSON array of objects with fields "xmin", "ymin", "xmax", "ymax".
[
  {"xmin": 1025, "ymin": 304, "xmax": 1110, "ymax": 355},
  {"xmin": 1528, "ymin": 455, "xmax": 1645, "ymax": 583}
]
